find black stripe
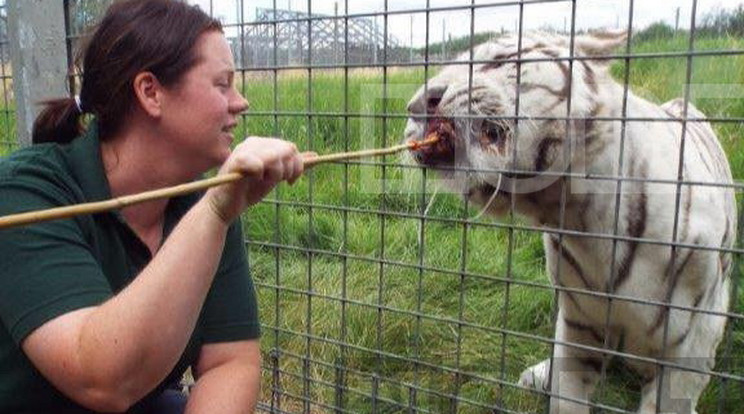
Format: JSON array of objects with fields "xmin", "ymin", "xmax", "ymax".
[
  {"xmin": 642, "ymin": 374, "xmax": 656, "ymax": 387},
  {"xmin": 577, "ymin": 196, "xmax": 592, "ymax": 233},
  {"xmin": 438, "ymin": 85, "xmax": 490, "ymax": 109},
  {"xmin": 581, "ymin": 61, "xmax": 598, "ymax": 94},
  {"xmin": 564, "ymin": 318, "xmax": 604, "ymax": 344},
  {"xmin": 669, "ymin": 328, "xmax": 690, "ymax": 348},
  {"xmin": 576, "ymin": 357, "xmax": 603, "ymax": 372},
  {"xmin": 721, "ymin": 253, "xmax": 732, "ymax": 279},
  {"xmin": 693, "ymin": 292, "xmax": 705, "ymax": 308},
  {"xmin": 678, "ymin": 167, "xmax": 693, "ymax": 244},
  {"xmin": 562, "ymin": 288, "xmax": 592, "ymax": 319},
  {"xmin": 541, "ymin": 48, "xmax": 560, "ymax": 58},
  {"xmin": 535, "ymin": 137, "xmax": 562, "ymax": 172},
  {"xmin": 550, "ymin": 237, "xmax": 594, "ymax": 290},
  {"xmin": 554, "ymin": 60, "xmax": 571, "ymax": 100},
  {"xmin": 526, "ymin": 49, "xmax": 573, "ymax": 114},
  {"xmin": 582, "ymin": 103, "xmax": 602, "ymax": 148},
  {"xmin": 612, "ymin": 161, "xmax": 648, "ymax": 291},
  {"xmin": 480, "ymin": 47, "xmax": 537, "ymax": 72},
  {"xmin": 519, "ymin": 83, "xmax": 565, "ymax": 98},
  {"xmin": 648, "ymin": 243, "xmax": 698, "ymax": 334},
  {"xmin": 721, "ymin": 217, "xmax": 733, "ymax": 279}
]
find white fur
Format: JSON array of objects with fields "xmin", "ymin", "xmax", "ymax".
[{"xmin": 405, "ymin": 31, "xmax": 735, "ymax": 414}]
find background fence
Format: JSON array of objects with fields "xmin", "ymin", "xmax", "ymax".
[
  {"xmin": 5, "ymin": 0, "xmax": 744, "ymax": 413},
  {"xmin": 0, "ymin": 0, "xmax": 14, "ymax": 153}
]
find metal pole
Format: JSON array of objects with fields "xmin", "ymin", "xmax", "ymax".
[
  {"xmin": 373, "ymin": 15, "xmax": 378, "ymax": 64},
  {"xmin": 235, "ymin": 0, "xmax": 242, "ymax": 65},
  {"xmin": 7, "ymin": 0, "xmax": 68, "ymax": 147},
  {"xmin": 410, "ymin": 14, "xmax": 413, "ymax": 62},
  {"xmin": 334, "ymin": 2, "xmax": 338, "ymax": 65},
  {"xmin": 442, "ymin": 18, "xmax": 446, "ymax": 61}
]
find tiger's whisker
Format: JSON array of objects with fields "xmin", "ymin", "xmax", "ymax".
[
  {"xmin": 472, "ymin": 174, "xmax": 502, "ymax": 221},
  {"xmin": 417, "ymin": 186, "xmax": 439, "ymax": 248},
  {"xmin": 423, "ymin": 186, "xmax": 439, "ymax": 218}
]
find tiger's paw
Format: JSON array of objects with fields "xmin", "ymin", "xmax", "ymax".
[{"xmin": 519, "ymin": 359, "xmax": 551, "ymax": 391}]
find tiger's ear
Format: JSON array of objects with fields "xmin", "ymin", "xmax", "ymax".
[{"xmin": 574, "ymin": 30, "xmax": 627, "ymax": 58}]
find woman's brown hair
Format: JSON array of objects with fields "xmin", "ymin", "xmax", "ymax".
[{"xmin": 32, "ymin": 0, "xmax": 222, "ymax": 144}]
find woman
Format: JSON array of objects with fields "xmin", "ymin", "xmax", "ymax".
[{"xmin": 0, "ymin": 0, "xmax": 304, "ymax": 412}]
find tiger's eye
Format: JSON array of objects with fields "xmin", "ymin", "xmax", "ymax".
[
  {"xmin": 427, "ymin": 97, "xmax": 442, "ymax": 113},
  {"xmin": 481, "ymin": 122, "xmax": 505, "ymax": 144}
]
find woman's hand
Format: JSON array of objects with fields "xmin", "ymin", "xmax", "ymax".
[{"xmin": 204, "ymin": 137, "xmax": 306, "ymax": 224}]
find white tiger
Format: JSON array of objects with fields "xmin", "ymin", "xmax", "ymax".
[{"xmin": 404, "ymin": 31, "xmax": 735, "ymax": 414}]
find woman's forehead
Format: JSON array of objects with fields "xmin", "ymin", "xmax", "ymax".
[{"xmin": 194, "ymin": 31, "xmax": 235, "ymax": 71}]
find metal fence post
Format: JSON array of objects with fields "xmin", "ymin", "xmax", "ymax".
[{"xmin": 7, "ymin": 0, "xmax": 68, "ymax": 147}]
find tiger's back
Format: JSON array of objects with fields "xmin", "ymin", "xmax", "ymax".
[{"xmin": 404, "ymin": 31, "xmax": 736, "ymax": 413}]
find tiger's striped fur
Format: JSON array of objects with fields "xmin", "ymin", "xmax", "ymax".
[{"xmin": 404, "ymin": 31, "xmax": 735, "ymax": 414}]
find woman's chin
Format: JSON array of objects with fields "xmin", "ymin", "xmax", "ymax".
[
  {"xmin": 222, "ymin": 132, "xmax": 235, "ymax": 145},
  {"xmin": 214, "ymin": 149, "xmax": 231, "ymax": 166}
]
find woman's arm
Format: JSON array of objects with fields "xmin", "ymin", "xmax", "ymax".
[
  {"xmin": 20, "ymin": 138, "xmax": 302, "ymax": 412},
  {"xmin": 185, "ymin": 340, "xmax": 261, "ymax": 413}
]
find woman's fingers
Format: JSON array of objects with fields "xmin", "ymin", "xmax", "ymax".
[
  {"xmin": 232, "ymin": 154, "xmax": 264, "ymax": 178},
  {"xmin": 227, "ymin": 138, "xmax": 294, "ymax": 179},
  {"xmin": 287, "ymin": 153, "xmax": 305, "ymax": 185},
  {"xmin": 205, "ymin": 138, "xmax": 304, "ymax": 224},
  {"xmin": 263, "ymin": 158, "xmax": 285, "ymax": 183},
  {"xmin": 228, "ymin": 138, "xmax": 309, "ymax": 195}
]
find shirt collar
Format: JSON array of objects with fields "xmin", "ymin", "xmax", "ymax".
[{"xmin": 67, "ymin": 120, "xmax": 113, "ymax": 203}]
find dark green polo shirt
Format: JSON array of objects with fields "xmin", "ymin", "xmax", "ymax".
[{"xmin": 0, "ymin": 124, "xmax": 260, "ymax": 413}]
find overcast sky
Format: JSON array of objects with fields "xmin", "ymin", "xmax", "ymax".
[{"xmin": 191, "ymin": 0, "xmax": 743, "ymax": 46}]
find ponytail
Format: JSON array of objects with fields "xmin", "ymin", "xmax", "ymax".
[{"xmin": 32, "ymin": 97, "xmax": 85, "ymax": 145}]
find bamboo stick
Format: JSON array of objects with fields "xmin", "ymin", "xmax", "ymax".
[{"xmin": 0, "ymin": 135, "xmax": 438, "ymax": 230}]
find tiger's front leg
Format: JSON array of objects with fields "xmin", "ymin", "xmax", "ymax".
[{"xmin": 519, "ymin": 308, "xmax": 610, "ymax": 414}]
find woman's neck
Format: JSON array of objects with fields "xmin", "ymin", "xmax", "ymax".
[{"xmin": 100, "ymin": 125, "xmax": 195, "ymax": 250}]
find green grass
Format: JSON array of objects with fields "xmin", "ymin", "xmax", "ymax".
[
  {"xmin": 239, "ymin": 35, "xmax": 744, "ymax": 413},
  {"xmin": 0, "ymin": 104, "xmax": 17, "ymax": 156},
  {"xmin": 611, "ymin": 35, "xmax": 744, "ymax": 180},
  {"xmin": 240, "ymin": 37, "xmax": 744, "ymax": 413}
]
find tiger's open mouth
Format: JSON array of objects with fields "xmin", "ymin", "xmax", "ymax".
[{"xmin": 411, "ymin": 118, "xmax": 457, "ymax": 167}]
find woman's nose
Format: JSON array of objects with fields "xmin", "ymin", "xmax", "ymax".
[{"xmin": 230, "ymin": 90, "xmax": 250, "ymax": 114}]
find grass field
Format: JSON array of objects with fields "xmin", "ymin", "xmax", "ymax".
[
  {"xmin": 238, "ymin": 34, "xmax": 744, "ymax": 413},
  {"xmin": 0, "ymin": 34, "xmax": 740, "ymax": 413},
  {"xmin": 0, "ymin": 105, "xmax": 17, "ymax": 156}
]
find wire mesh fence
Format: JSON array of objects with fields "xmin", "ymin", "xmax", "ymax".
[
  {"xmin": 0, "ymin": 0, "xmax": 15, "ymax": 154},
  {"xmin": 48, "ymin": 0, "xmax": 744, "ymax": 413}
]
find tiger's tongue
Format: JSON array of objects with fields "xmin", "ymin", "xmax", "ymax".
[{"xmin": 417, "ymin": 118, "xmax": 457, "ymax": 166}]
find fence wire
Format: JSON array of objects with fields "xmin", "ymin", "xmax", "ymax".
[
  {"xmin": 53, "ymin": 1, "xmax": 744, "ymax": 413},
  {"xmin": 0, "ymin": 0, "xmax": 14, "ymax": 154}
]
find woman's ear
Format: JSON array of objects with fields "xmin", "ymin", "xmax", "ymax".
[{"xmin": 132, "ymin": 71, "xmax": 164, "ymax": 118}]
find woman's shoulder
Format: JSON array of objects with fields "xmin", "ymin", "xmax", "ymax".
[
  {"xmin": 1, "ymin": 143, "xmax": 69, "ymax": 176},
  {"xmin": 0, "ymin": 143, "xmax": 82, "ymax": 206}
]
